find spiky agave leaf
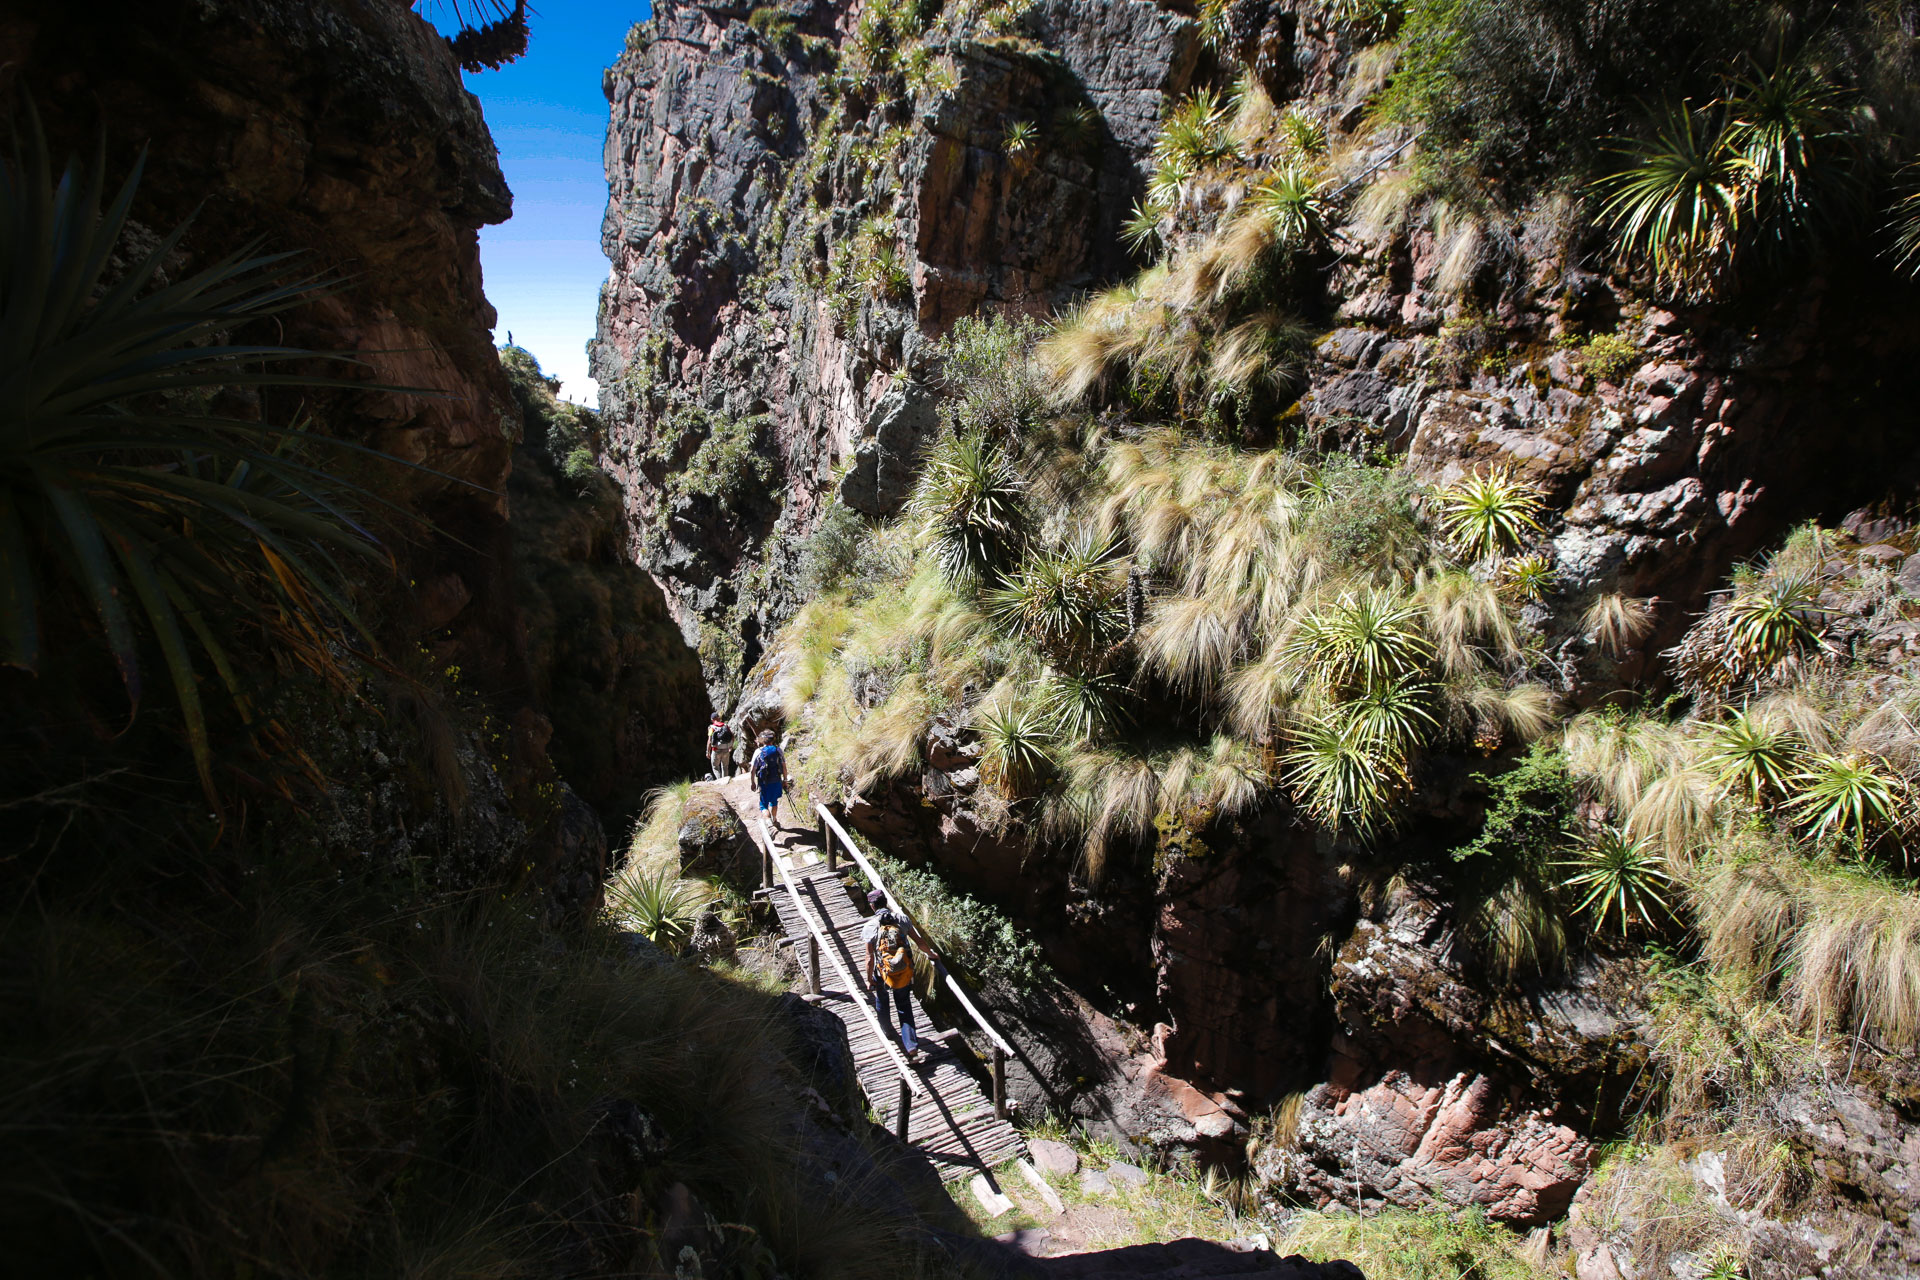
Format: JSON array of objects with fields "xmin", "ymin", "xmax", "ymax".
[
  {"xmin": 1721, "ymin": 55, "xmax": 1860, "ymax": 256},
  {"xmin": 906, "ymin": 432, "xmax": 1026, "ymax": 586},
  {"xmin": 1435, "ymin": 465, "xmax": 1545, "ymax": 561},
  {"xmin": 1248, "ymin": 160, "xmax": 1329, "ymax": 250},
  {"xmin": 0, "ymin": 114, "xmax": 392, "ymax": 802},
  {"xmin": 975, "ymin": 696, "xmax": 1056, "ymax": 794},
  {"xmin": 1559, "ymin": 827, "xmax": 1677, "ymax": 935},
  {"xmin": 1702, "ymin": 706, "xmax": 1802, "ymax": 803},
  {"xmin": 1595, "ymin": 102, "xmax": 1745, "ymax": 293},
  {"xmin": 1786, "ymin": 752, "xmax": 1909, "ymax": 852},
  {"xmin": 1336, "ymin": 675, "xmax": 1439, "ymax": 756},
  {"xmin": 1282, "ymin": 713, "xmax": 1406, "ymax": 836},
  {"xmin": 1284, "ymin": 587, "xmax": 1433, "ymax": 697},
  {"xmin": 985, "ymin": 530, "xmax": 1128, "ymax": 667},
  {"xmin": 1120, "ymin": 199, "xmax": 1165, "ymax": 256},
  {"xmin": 1037, "ymin": 668, "xmax": 1133, "ymax": 741},
  {"xmin": 606, "ymin": 866, "xmax": 709, "ymax": 953}
]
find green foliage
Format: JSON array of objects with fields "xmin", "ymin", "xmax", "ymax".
[
  {"xmin": 1248, "ymin": 161, "xmax": 1331, "ymax": 249},
  {"xmin": 1286, "ymin": 588, "xmax": 1433, "ymax": 698},
  {"xmin": 502, "ymin": 343, "xmax": 605, "ymax": 492},
  {"xmin": 907, "ymin": 433, "xmax": 1027, "ymax": 586},
  {"xmin": 1120, "ymin": 199, "xmax": 1164, "ymax": 255},
  {"xmin": 1786, "ymin": 752, "xmax": 1909, "ymax": 852},
  {"xmin": 747, "ymin": 5, "xmax": 798, "ymax": 47},
  {"xmin": 1596, "ymin": 103, "xmax": 1746, "ymax": 292},
  {"xmin": 1003, "ymin": 119, "xmax": 1038, "ymax": 153},
  {"xmin": 985, "ymin": 533, "xmax": 1128, "ymax": 670},
  {"xmin": 1282, "ymin": 714, "xmax": 1405, "ymax": 835},
  {"xmin": 1453, "ymin": 742, "xmax": 1578, "ymax": 865},
  {"xmin": 977, "ymin": 696, "xmax": 1056, "ymax": 793},
  {"xmin": 1561, "ymin": 826, "xmax": 1678, "ymax": 934},
  {"xmin": 860, "ymin": 847, "xmax": 1053, "ymax": 991},
  {"xmin": 1700, "ymin": 707, "xmax": 1800, "ymax": 803},
  {"xmin": 1285, "ymin": 1206, "xmax": 1547, "ymax": 1280},
  {"xmin": 1436, "ymin": 466, "xmax": 1546, "ymax": 561},
  {"xmin": 934, "ymin": 314, "xmax": 1048, "ymax": 440},
  {"xmin": 1037, "ymin": 668, "xmax": 1132, "ymax": 741},
  {"xmin": 672, "ymin": 412, "xmax": 773, "ymax": 507},
  {"xmin": 606, "ymin": 864, "xmax": 709, "ymax": 953},
  {"xmin": 0, "ymin": 121, "xmax": 387, "ymax": 803},
  {"xmin": 800, "ymin": 501, "xmax": 869, "ymax": 595},
  {"xmin": 1577, "ymin": 330, "xmax": 1641, "ymax": 382},
  {"xmin": 1154, "ymin": 88, "xmax": 1238, "ymax": 174},
  {"xmin": 1381, "ymin": 0, "xmax": 1762, "ymax": 193},
  {"xmin": 1502, "ymin": 553, "xmax": 1556, "ymax": 602}
]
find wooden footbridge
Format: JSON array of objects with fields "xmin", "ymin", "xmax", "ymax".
[{"xmin": 711, "ymin": 777, "xmax": 1037, "ymax": 1203}]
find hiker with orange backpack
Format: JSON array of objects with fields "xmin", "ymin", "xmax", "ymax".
[{"xmin": 862, "ymin": 888, "xmax": 922, "ymax": 1063}]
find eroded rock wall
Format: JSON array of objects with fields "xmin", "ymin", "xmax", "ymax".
[{"xmin": 593, "ymin": 0, "xmax": 1198, "ymax": 701}]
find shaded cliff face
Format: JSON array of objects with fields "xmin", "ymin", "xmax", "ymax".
[
  {"xmin": 5, "ymin": 0, "xmax": 523, "ymax": 688},
  {"xmin": 593, "ymin": 0, "xmax": 1198, "ymax": 701}
]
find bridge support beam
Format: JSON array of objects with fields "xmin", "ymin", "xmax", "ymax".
[
  {"xmin": 992, "ymin": 1046, "xmax": 1006, "ymax": 1120},
  {"xmin": 808, "ymin": 935, "xmax": 820, "ymax": 995},
  {"xmin": 895, "ymin": 1078, "xmax": 911, "ymax": 1141}
]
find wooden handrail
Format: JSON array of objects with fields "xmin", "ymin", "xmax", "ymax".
[
  {"xmin": 815, "ymin": 804, "xmax": 1017, "ymax": 1059},
  {"xmin": 760, "ymin": 816, "xmax": 928, "ymax": 1100}
]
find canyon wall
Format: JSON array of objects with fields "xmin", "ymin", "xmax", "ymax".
[{"xmin": 594, "ymin": 0, "xmax": 1199, "ymax": 701}]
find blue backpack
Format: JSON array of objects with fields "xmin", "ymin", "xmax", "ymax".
[{"xmin": 752, "ymin": 744, "xmax": 783, "ymax": 785}]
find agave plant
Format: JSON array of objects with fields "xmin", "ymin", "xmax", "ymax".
[
  {"xmin": 606, "ymin": 866, "xmax": 707, "ymax": 953},
  {"xmin": 1282, "ymin": 713, "xmax": 1406, "ymax": 835},
  {"xmin": 1120, "ymin": 199, "xmax": 1165, "ymax": 255},
  {"xmin": 1701, "ymin": 707, "xmax": 1801, "ymax": 803},
  {"xmin": 1786, "ymin": 752, "xmax": 1908, "ymax": 851},
  {"xmin": 1286, "ymin": 588, "xmax": 1433, "ymax": 698},
  {"xmin": 1004, "ymin": 120, "xmax": 1038, "ymax": 154},
  {"xmin": 1891, "ymin": 181, "xmax": 1920, "ymax": 278},
  {"xmin": 1037, "ymin": 668, "xmax": 1132, "ymax": 741},
  {"xmin": 1279, "ymin": 107, "xmax": 1329, "ymax": 159},
  {"xmin": 1560, "ymin": 827, "xmax": 1677, "ymax": 935},
  {"xmin": 1723, "ymin": 572, "xmax": 1826, "ymax": 671},
  {"xmin": 1336, "ymin": 675, "xmax": 1439, "ymax": 756},
  {"xmin": 1, "ymin": 119, "xmax": 389, "ymax": 801},
  {"xmin": 985, "ymin": 533, "xmax": 1127, "ymax": 667},
  {"xmin": 1502, "ymin": 553, "xmax": 1556, "ymax": 603},
  {"xmin": 1155, "ymin": 88, "xmax": 1238, "ymax": 173},
  {"xmin": 907, "ymin": 433, "xmax": 1026, "ymax": 585},
  {"xmin": 1248, "ymin": 161, "xmax": 1330, "ymax": 250},
  {"xmin": 1436, "ymin": 466, "xmax": 1545, "ymax": 561},
  {"xmin": 1596, "ymin": 102, "xmax": 1745, "ymax": 292},
  {"xmin": 1721, "ymin": 56, "xmax": 1858, "ymax": 255},
  {"xmin": 976, "ymin": 697, "xmax": 1056, "ymax": 793}
]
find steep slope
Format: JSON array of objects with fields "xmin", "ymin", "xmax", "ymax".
[{"xmin": 594, "ymin": 0, "xmax": 1199, "ymax": 700}]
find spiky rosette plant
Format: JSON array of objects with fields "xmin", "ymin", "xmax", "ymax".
[
  {"xmin": 1596, "ymin": 102, "xmax": 1745, "ymax": 293},
  {"xmin": 906, "ymin": 432, "xmax": 1026, "ymax": 586},
  {"xmin": 1, "ymin": 117, "xmax": 395, "ymax": 802},
  {"xmin": 1436, "ymin": 466, "xmax": 1545, "ymax": 562}
]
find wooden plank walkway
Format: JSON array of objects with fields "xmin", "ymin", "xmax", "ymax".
[{"xmin": 708, "ymin": 777, "xmax": 1028, "ymax": 1184}]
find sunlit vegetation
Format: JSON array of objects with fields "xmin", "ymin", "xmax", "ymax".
[{"xmin": 776, "ymin": 316, "xmax": 1558, "ymax": 878}]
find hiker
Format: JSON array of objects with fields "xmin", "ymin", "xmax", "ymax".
[
  {"xmin": 862, "ymin": 888, "xmax": 922, "ymax": 1061},
  {"xmin": 748, "ymin": 729, "xmax": 790, "ymax": 827},
  {"xmin": 705, "ymin": 712, "xmax": 734, "ymax": 780}
]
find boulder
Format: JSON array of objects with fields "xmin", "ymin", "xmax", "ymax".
[
  {"xmin": 1030, "ymin": 1138, "xmax": 1079, "ymax": 1178},
  {"xmin": 676, "ymin": 787, "xmax": 754, "ymax": 887}
]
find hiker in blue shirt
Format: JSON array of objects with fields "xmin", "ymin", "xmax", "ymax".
[{"xmin": 749, "ymin": 729, "xmax": 790, "ymax": 827}]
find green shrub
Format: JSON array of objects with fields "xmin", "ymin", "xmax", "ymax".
[
  {"xmin": 1578, "ymin": 330, "xmax": 1640, "ymax": 381},
  {"xmin": 861, "ymin": 848, "xmax": 1052, "ymax": 992}
]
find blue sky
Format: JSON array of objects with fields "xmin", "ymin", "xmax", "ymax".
[{"xmin": 425, "ymin": 2, "xmax": 652, "ymax": 405}]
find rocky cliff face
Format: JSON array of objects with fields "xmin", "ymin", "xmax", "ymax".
[{"xmin": 594, "ymin": 0, "xmax": 1198, "ymax": 701}]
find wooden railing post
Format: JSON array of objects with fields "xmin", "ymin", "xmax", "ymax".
[
  {"xmin": 761, "ymin": 840, "xmax": 773, "ymax": 890},
  {"xmin": 807, "ymin": 935, "xmax": 820, "ymax": 996},
  {"xmin": 821, "ymin": 810, "xmax": 835, "ymax": 870},
  {"xmin": 896, "ymin": 1078, "xmax": 911, "ymax": 1141},
  {"xmin": 992, "ymin": 1046, "xmax": 1007, "ymax": 1120}
]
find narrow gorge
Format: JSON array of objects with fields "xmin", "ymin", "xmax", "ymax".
[{"xmin": 7, "ymin": 1, "xmax": 1920, "ymax": 1277}]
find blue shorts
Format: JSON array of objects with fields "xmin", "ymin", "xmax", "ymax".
[{"xmin": 758, "ymin": 780, "xmax": 784, "ymax": 810}]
